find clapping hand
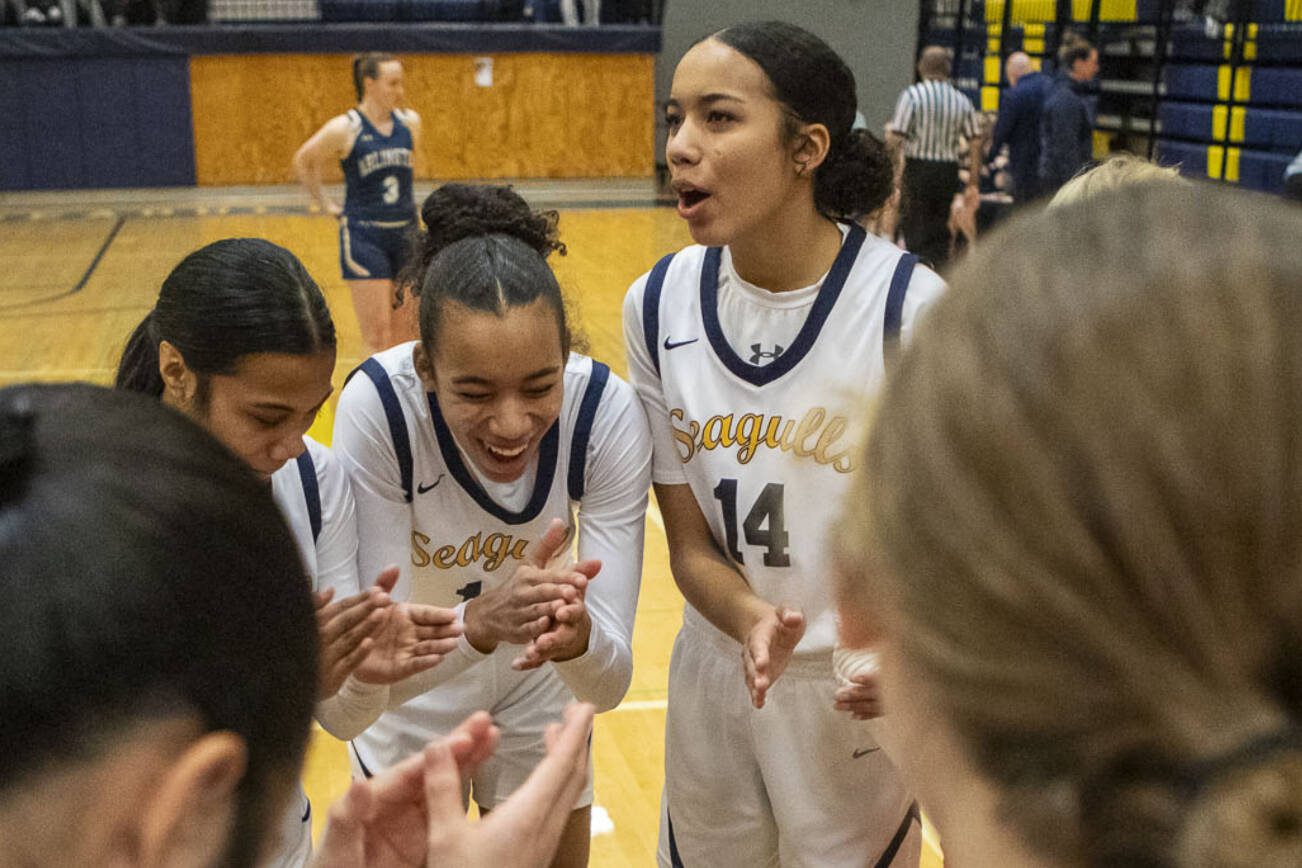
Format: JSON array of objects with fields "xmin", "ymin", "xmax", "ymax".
[{"xmin": 742, "ymin": 605, "xmax": 805, "ymax": 709}]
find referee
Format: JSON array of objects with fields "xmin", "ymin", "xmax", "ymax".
[{"xmin": 888, "ymin": 46, "xmax": 981, "ymax": 269}]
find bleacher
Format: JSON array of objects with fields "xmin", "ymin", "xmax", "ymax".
[
  {"xmin": 1156, "ymin": 17, "xmax": 1302, "ymax": 192},
  {"xmin": 917, "ymin": 0, "xmax": 1302, "ymax": 194},
  {"xmin": 3, "ymin": 0, "xmax": 659, "ymax": 26}
]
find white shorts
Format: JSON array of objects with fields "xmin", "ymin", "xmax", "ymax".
[
  {"xmin": 658, "ymin": 619, "xmax": 920, "ymax": 868},
  {"xmin": 350, "ymin": 648, "xmax": 594, "ymax": 811}
]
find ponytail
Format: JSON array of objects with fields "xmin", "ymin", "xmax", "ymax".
[
  {"xmin": 815, "ymin": 128, "xmax": 895, "ymax": 221},
  {"xmin": 114, "ymin": 310, "xmax": 164, "ymax": 397},
  {"xmin": 114, "ymin": 238, "xmax": 335, "ymax": 402},
  {"xmin": 353, "ymin": 52, "xmax": 397, "ymax": 102}
]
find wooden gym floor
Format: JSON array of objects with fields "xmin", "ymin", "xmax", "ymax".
[{"xmin": 0, "ymin": 180, "xmax": 941, "ymax": 867}]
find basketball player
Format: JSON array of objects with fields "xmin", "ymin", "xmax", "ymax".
[
  {"xmin": 294, "ymin": 53, "xmax": 420, "ymax": 353},
  {"xmin": 622, "ymin": 22, "xmax": 946, "ymax": 867},
  {"xmin": 332, "ymin": 184, "xmax": 652, "ymax": 868},
  {"xmin": 0, "ymin": 383, "xmax": 597, "ymax": 868},
  {"xmin": 114, "ymin": 238, "xmax": 462, "ymax": 867}
]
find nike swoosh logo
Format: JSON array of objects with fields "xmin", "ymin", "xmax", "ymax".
[
  {"xmin": 416, "ymin": 474, "xmax": 445, "ymax": 494},
  {"xmin": 663, "ymin": 337, "xmax": 699, "ymax": 350},
  {"xmin": 852, "ymin": 747, "xmax": 881, "ymax": 759}
]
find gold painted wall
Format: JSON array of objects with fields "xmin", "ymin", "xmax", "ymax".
[{"xmin": 191, "ymin": 52, "xmax": 655, "ymax": 185}]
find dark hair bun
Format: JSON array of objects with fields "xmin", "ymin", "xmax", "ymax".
[
  {"xmin": 421, "ymin": 184, "xmax": 564, "ymax": 259},
  {"xmin": 400, "ymin": 184, "xmax": 565, "ymax": 300},
  {"xmin": 816, "ymin": 128, "xmax": 895, "ymax": 220}
]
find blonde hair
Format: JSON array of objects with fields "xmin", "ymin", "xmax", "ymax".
[
  {"xmin": 839, "ymin": 183, "xmax": 1302, "ymax": 866},
  {"xmin": 1050, "ymin": 152, "xmax": 1185, "ymax": 208}
]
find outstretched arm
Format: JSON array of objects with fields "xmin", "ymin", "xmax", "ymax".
[{"xmin": 293, "ymin": 114, "xmax": 353, "ymax": 217}]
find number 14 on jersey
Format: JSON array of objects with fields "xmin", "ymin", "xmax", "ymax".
[{"xmin": 713, "ymin": 478, "xmax": 791, "ymax": 567}]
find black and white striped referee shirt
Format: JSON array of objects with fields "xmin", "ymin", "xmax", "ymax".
[{"xmin": 890, "ymin": 79, "xmax": 980, "ymax": 163}]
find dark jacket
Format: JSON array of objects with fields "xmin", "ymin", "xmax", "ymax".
[
  {"xmin": 990, "ymin": 71, "xmax": 1053, "ymax": 202},
  {"xmin": 1039, "ymin": 73, "xmax": 1095, "ymax": 193}
]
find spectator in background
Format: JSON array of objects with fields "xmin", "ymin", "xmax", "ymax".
[
  {"xmin": 854, "ymin": 110, "xmax": 904, "ymax": 240},
  {"xmin": 1039, "ymin": 36, "xmax": 1100, "ymax": 196},
  {"xmin": 989, "ymin": 51, "xmax": 1053, "ymax": 206},
  {"xmin": 5, "ymin": 0, "xmax": 62, "ymax": 25},
  {"xmin": 1286, "ymin": 149, "xmax": 1302, "ymax": 201},
  {"xmin": 888, "ymin": 45, "xmax": 982, "ymax": 270},
  {"xmin": 560, "ymin": 0, "xmax": 598, "ymax": 25}
]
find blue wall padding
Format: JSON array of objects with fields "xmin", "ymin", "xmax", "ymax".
[
  {"xmin": 1156, "ymin": 139, "xmax": 1209, "ymax": 176},
  {"xmin": 0, "ymin": 56, "xmax": 194, "ymax": 190},
  {"xmin": 1164, "ymin": 64, "xmax": 1221, "ymax": 101},
  {"xmin": 1159, "ymin": 102, "xmax": 1213, "ymax": 140},
  {"xmin": 1239, "ymin": 149, "xmax": 1292, "ymax": 192},
  {"xmin": 0, "ymin": 23, "xmax": 660, "ymax": 58},
  {"xmin": 1254, "ymin": 68, "xmax": 1302, "ymax": 107},
  {"xmin": 1159, "ymin": 102, "xmax": 1302, "ymax": 152}
]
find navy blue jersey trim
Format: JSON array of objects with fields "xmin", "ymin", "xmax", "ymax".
[
  {"xmin": 353, "ymin": 359, "xmax": 414, "ymax": 503},
  {"xmin": 872, "ymin": 801, "xmax": 920, "ymax": 868},
  {"xmin": 883, "ymin": 253, "xmax": 918, "ymax": 347},
  {"xmin": 300, "ymin": 797, "xmax": 312, "ymax": 823},
  {"xmin": 700, "ymin": 222, "xmax": 867, "ymax": 386},
  {"xmin": 667, "ymin": 810, "xmax": 686, "ymax": 868},
  {"xmin": 350, "ymin": 741, "xmax": 375, "ymax": 780},
  {"xmin": 295, "ymin": 448, "xmax": 322, "ymax": 543},
  {"xmin": 354, "ymin": 106, "xmax": 407, "ymax": 140},
  {"xmin": 426, "ymin": 392, "xmax": 560, "ymax": 526},
  {"xmin": 642, "ymin": 253, "xmax": 675, "ymax": 377},
  {"xmin": 567, "ymin": 361, "xmax": 611, "ymax": 502}
]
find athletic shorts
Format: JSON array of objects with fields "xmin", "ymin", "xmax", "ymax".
[
  {"xmin": 338, "ymin": 217, "xmax": 413, "ymax": 281},
  {"xmin": 658, "ymin": 618, "xmax": 920, "ymax": 868},
  {"xmin": 349, "ymin": 649, "xmax": 594, "ymax": 811}
]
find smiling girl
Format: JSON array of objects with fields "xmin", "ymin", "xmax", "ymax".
[
  {"xmin": 332, "ymin": 184, "xmax": 651, "ymax": 867},
  {"xmin": 115, "ymin": 237, "xmax": 461, "ymax": 867},
  {"xmin": 623, "ymin": 21, "xmax": 947, "ymax": 867}
]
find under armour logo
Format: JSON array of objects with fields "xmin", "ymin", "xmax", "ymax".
[{"xmin": 749, "ymin": 343, "xmax": 785, "ymax": 364}]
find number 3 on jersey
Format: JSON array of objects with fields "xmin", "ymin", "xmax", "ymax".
[
  {"xmin": 713, "ymin": 479, "xmax": 790, "ymax": 567},
  {"xmin": 381, "ymin": 175, "xmax": 400, "ymax": 205}
]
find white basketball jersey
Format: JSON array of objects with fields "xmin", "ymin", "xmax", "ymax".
[
  {"xmin": 265, "ymin": 436, "xmax": 357, "ymax": 868},
  {"xmin": 339, "ymin": 345, "xmax": 627, "ymax": 772},
  {"xmin": 272, "ymin": 437, "xmax": 333, "ymax": 593},
  {"xmin": 627, "ymin": 224, "xmax": 945, "ymax": 655},
  {"xmin": 344, "ymin": 346, "xmax": 614, "ymax": 607}
]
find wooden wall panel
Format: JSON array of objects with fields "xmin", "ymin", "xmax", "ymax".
[{"xmin": 191, "ymin": 53, "xmax": 654, "ymax": 185}]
